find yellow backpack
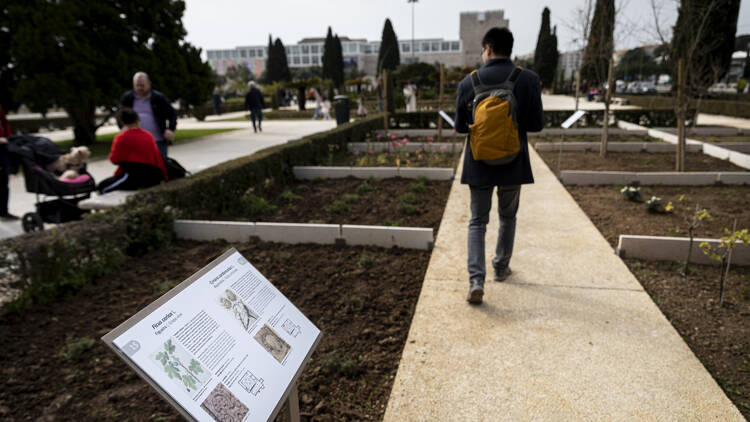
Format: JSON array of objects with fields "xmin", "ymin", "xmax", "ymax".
[{"xmin": 469, "ymin": 67, "xmax": 522, "ymax": 165}]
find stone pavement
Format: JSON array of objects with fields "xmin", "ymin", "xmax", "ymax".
[
  {"xmin": 0, "ymin": 120, "xmax": 335, "ymax": 240},
  {"xmin": 383, "ymin": 145, "xmax": 744, "ymax": 421}
]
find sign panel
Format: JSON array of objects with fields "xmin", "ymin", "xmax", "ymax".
[
  {"xmin": 103, "ymin": 248, "xmax": 321, "ymax": 422},
  {"xmin": 561, "ymin": 110, "xmax": 587, "ymax": 129},
  {"xmin": 438, "ymin": 110, "xmax": 456, "ymax": 128}
]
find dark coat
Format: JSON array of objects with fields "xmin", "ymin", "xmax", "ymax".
[
  {"xmin": 119, "ymin": 89, "xmax": 177, "ymax": 133},
  {"xmin": 244, "ymin": 87, "xmax": 266, "ymax": 110},
  {"xmin": 455, "ymin": 58, "xmax": 545, "ymax": 186}
]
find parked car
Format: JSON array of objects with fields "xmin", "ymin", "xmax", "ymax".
[{"xmin": 639, "ymin": 82, "xmax": 657, "ymax": 94}]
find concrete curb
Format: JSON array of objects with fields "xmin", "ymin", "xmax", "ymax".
[
  {"xmin": 617, "ymin": 234, "xmax": 750, "ymax": 266},
  {"xmin": 533, "ymin": 142, "xmax": 702, "ymax": 153},
  {"xmin": 173, "ymin": 219, "xmax": 434, "ymax": 250},
  {"xmin": 292, "ymin": 166, "xmax": 454, "ymax": 180},
  {"xmin": 348, "ymin": 142, "xmax": 456, "ymax": 153},
  {"xmin": 375, "ymin": 129, "xmax": 463, "ymax": 138},
  {"xmin": 559, "ymin": 170, "xmax": 750, "ymax": 185}
]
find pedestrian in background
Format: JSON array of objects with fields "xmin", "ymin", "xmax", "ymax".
[
  {"xmin": 244, "ymin": 81, "xmax": 266, "ymax": 133},
  {"xmin": 119, "ymin": 72, "xmax": 177, "ymax": 158}
]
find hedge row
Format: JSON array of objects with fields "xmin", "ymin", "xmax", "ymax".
[
  {"xmin": 620, "ymin": 95, "xmax": 750, "ymax": 119},
  {"xmin": 0, "ymin": 115, "xmax": 385, "ymax": 312}
]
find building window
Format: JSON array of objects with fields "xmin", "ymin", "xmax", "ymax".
[
  {"xmin": 451, "ymin": 41, "xmax": 460, "ymax": 51},
  {"xmin": 312, "ymin": 56, "xmax": 319, "ymax": 65},
  {"xmin": 290, "ymin": 46, "xmax": 300, "ymax": 54},
  {"xmin": 302, "ymin": 56, "xmax": 310, "ymax": 64},
  {"xmin": 478, "ymin": 12, "xmax": 485, "ymax": 22},
  {"xmin": 402, "ymin": 43, "xmax": 410, "ymax": 53},
  {"xmin": 293, "ymin": 56, "xmax": 300, "ymax": 64},
  {"xmin": 347, "ymin": 43, "xmax": 357, "ymax": 53},
  {"xmin": 431, "ymin": 42, "xmax": 439, "ymax": 51},
  {"xmin": 249, "ymin": 49, "xmax": 255, "ymax": 57},
  {"xmin": 441, "ymin": 42, "xmax": 450, "ymax": 51},
  {"xmin": 311, "ymin": 45, "xmax": 318, "ymax": 54},
  {"xmin": 301, "ymin": 45, "xmax": 309, "ymax": 54},
  {"xmin": 240, "ymin": 49, "xmax": 246, "ymax": 58},
  {"xmin": 413, "ymin": 43, "xmax": 420, "ymax": 52}
]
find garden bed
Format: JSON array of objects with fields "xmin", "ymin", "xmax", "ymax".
[
  {"xmin": 189, "ymin": 177, "xmax": 452, "ymax": 231},
  {"xmin": 0, "ymin": 239, "xmax": 430, "ymax": 421},
  {"xmin": 538, "ymin": 150, "xmax": 746, "ymax": 172},
  {"xmin": 332, "ymin": 150, "xmax": 461, "ymax": 168},
  {"xmin": 562, "ymin": 184, "xmax": 750, "ymax": 418},
  {"xmin": 693, "ymin": 135, "xmax": 750, "ymax": 144}
]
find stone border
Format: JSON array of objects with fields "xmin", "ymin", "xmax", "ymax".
[
  {"xmin": 533, "ymin": 142, "xmax": 702, "ymax": 153},
  {"xmin": 617, "ymin": 120, "xmax": 750, "ymax": 170},
  {"xmin": 348, "ymin": 142, "xmax": 458, "ymax": 153},
  {"xmin": 559, "ymin": 170, "xmax": 750, "ymax": 185},
  {"xmin": 617, "ymin": 234, "xmax": 750, "ymax": 266},
  {"xmin": 655, "ymin": 127, "xmax": 747, "ymax": 136},
  {"xmin": 375, "ymin": 129, "xmax": 463, "ymax": 138},
  {"xmin": 173, "ymin": 219, "xmax": 434, "ymax": 250},
  {"xmin": 292, "ymin": 166, "xmax": 454, "ymax": 180}
]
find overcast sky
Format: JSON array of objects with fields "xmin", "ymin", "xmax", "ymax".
[{"xmin": 183, "ymin": 0, "xmax": 750, "ymax": 57}]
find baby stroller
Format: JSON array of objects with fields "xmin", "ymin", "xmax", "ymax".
[{"xmin": 7, "ymin": 135, "xmax": 96, "ymax": 232}]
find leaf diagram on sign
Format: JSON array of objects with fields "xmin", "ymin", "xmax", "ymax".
[
  {"xmin": 219, "ymin": 289, "xmax": 259, "ymax": 332},
  {"xmin": 153, "ymin": 339, "xmax": 208, "ymax": 394}
]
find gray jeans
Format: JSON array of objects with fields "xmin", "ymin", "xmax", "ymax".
[{"xmin": 468, "ymin": 185, "xmax": 521, "ymax": 284}]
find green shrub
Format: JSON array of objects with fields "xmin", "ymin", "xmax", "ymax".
[
  {"xmin": 397, "ymin": 202, "xmax": 418, "ymax": 215},
  {"xmin": 342, "ymin": 194, "xmax": 360, "ymax": 203},
  {"xmin": 295, "ymin": 184, "xmax": 310, "ymax": 193},
  {"xmin": 244, "ymin": 195, "xmax": 277, "ymax": 215},
  {"xmin": 398, "ymin": 192, "xmax": 419, "ymax": 205},
  {"xmin": 60, "ymin": 337, "xmax": 95, "ymax": 362},
  {"xmin": 321, "ymin": 353, "xmax": 362, "ymax": 377},
  {"xmin": 410, "ymin": 179, "xmax": 427, "ymax": 193},
  {"xmin": 358, "ymin": 252, "xmax": 376, "ymax": 269},
  {"xmin": 280, "ymin": 189, "xmax": 303, "ymax": 204},
  {"xmin": 328, "ymin": 200, "xmax": 351, "ymax": 213},
  {"xmin": 620, "ymin": 185, "xmax": 642, "ymax": 202},
  {"xmin": 356, "ymin": 181, "xmax": 374, "ymax": 194}
]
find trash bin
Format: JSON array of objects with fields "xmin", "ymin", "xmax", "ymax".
[{"xmin": 333, "ymin": 95, "xmax": 350, "ymax": 125}]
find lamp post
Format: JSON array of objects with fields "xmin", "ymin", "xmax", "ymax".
[{"xmin": 408, "ymin": 0, "xmax": 417, "ymax": 61}]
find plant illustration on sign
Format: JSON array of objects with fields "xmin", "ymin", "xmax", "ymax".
[
  {"xmin": 155, "ymin": 339, "xmax": 205, "ymax": 392},
  {"xmin": 220, "ymin": 289, "xmax": 259, "ymax": 331}
]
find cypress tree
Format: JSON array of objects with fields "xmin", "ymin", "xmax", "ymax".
[
  {"xmin": 533, "ymin": 7, "xmax": 559, "ymax": 89},
  {"xmin": 581, "ymin": 0, "xmax": 615, "ymax": 85},
  {"xmin": 275, "ymin": 38, "xmax": 291, "ymax": 82},
  {"xmin": 266, "ymin": 34, "xmax": 277, "ymax": 83},
  {"xmin": 322, "ymin": 27, "xmax": 334, "ymax": 83},
  {"xmin": 672, "ymin": 0, "xmax": 741, "ymax": 96},
  {"xmin": 378, "ymin": 18, "xmax": 400, "ymax": 74},
  {"xmin": 333, "ymin": 34, "xmax": 344, "ymax": 88}
]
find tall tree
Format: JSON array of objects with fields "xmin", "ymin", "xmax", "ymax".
[
  {"xmin": 322, "ymin": 27, "xmax": 335, "ymax": 83},
  {"xmin": 378, "ymin": 18, "xmax": 400, "ymax": 74},
  {"xmin": 274, "ymin": 38, "xmax": 291, "ymax": 82},
  {"xmin": 6, "ymin": 0, "xmax": 212, "ymax": 146},
  {"xmin": 672, "ymin": 0, "xmax": 741, "ymax": 97},
  {"xmin": 580, "ymin": 0, "xmax": 615, "ymax": 85},
  {"xmin": 533, "ymin": 7, "xmax": 560, "ymax": 89},
  {"xmin": 332, "ymin": 34, "xmax": 344, "ymax": 88}
]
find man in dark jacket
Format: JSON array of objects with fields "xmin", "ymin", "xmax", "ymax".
[
  {"xmin": 119, "ymin": 72, "xmax": 177, "ymax": 157},
  {"xmin": 244, "ymin": 81, "xmax": 266, "ymax": 133},
  {"xmin": 455, "ymin": 27, "xmax": 545, "ymax": 304}
]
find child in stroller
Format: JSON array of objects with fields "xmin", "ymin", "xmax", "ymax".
[{"xmin": 5, "ymin": 135, "xmax": 96, "ymax": 232}]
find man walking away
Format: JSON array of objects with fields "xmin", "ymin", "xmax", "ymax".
[
  {"xmin": 119, "ymin": 72, "xmax": 177, "ymax": 158},
  {"xmin": 244, "ymin": 81, "xmax": 266, "ymax": 132},
  {"xmin": 454, "ymin": 27, "xmax": 545, "ymax": 304}
]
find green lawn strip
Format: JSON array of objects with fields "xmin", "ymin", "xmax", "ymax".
[{"xmin": 56, "ymin": 128, "xmax": 238, "ymax": 159}]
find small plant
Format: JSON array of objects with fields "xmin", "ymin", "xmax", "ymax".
[
  {"xmin": 321, "ymin": 353, "xmax": 361, "ymax": 377},
  {"xmin": 276, "ymin": 251, "xmax": 293, "ymax": 263},
  {"xmin": 376, "ymin": 153, "xmax": 388, "ymax": 165},
  {"xmin": 356, "ymin": 181, "xmax": 373, "ymax": 194},
  {"xmin": 683, "ymin": 202, "xmax": 712, "ymax": 275},
  {"xmin": 341, "ymin": 193, "xmax": 360, "ymax": 203},
  {"xmin": 279, "ymin": 189, "xmax": 302, "ymax": 205},
  {"xmin": 312, "ymin": 176, "xmax": 325, "ymax": 183},
  {"xmin": 245, "ymin": 195, "xmax": 277, "ymax": 215},
  {"xmin": 398, "ymin": 192, "xmax": 419, "ymax": 205},
  {"xmin": 294, "ymin": 184, "xmax": 310, "ymax": 193},
  {"xmin": 396, "ymin": 192, "xmax": 420, "ymax": 215},
  {"xmin": 60, "ymin": 337, "xmax": 95, "ymax": 362},
  {"xmin": 644, "ymin": 196, "xmax": 666, "ymax": 213},
  {"xmin": 620, "ymin": 185, "xmax": 642, "ymax": 202},
  {"xmin": 156, "ymin": 279, "xmax": 179, "ymax": 295},
  {"xmin": 357, "ymin": 252, "xmax": 376, "ymax": 269},
  {"xmin": 382, "ymin": 219, "xmax": 403, "ymax": 226},
  {"xmin": 410, "ymin": 178, "xmax": 428, "ymax": 193},
  {"xmin": 700, "ymin": 221, "xmax": 749, "ymax": 306},
  {"xmin": 327, "ymin": 144, "xmax": 339, "ymax": 166},
  {"xmin": 327, "ymin": 200, "xmax": 351, "ymax": 213}
]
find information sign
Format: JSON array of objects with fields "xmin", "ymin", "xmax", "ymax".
[{"xmin": 561, "ymin": 110, "xmax": 587, "ymax": 129}]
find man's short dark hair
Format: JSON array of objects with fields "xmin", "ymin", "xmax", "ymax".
[
  {"xmin": 481, "ymin": 27, "xmax": 514, "ymax": 57},
  {"xmin": 118, "ymin": 107, "xmax": 139, "ymax": 125}
]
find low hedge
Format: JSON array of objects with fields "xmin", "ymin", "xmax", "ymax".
[
  {"xmin": 0, "ymin": 115, "xmax": 385, "ymax": 312},
  {"xmin": 620, "ymin": 95, "xmax": 750, "ymax": 119}
]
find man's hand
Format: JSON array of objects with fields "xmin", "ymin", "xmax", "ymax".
[
  {"xmin": 163, "ymin": 129, "xmax": 175, "ymax": 142},
  {"xmin": 0, "ymin": 137, "xmax": 7, "ymax": 144}
]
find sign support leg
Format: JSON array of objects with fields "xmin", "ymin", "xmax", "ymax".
[{"xmin": 286, "ymin": 383, "xmax": 300, "ymax": 422}]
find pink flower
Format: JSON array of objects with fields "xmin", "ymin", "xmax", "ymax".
[
  {"xmin": 427, "ymin": 136, "xmax": 434, "ymax": 142},
  {"xmin": 369, "ymin": 151, "xmax": 374, "ymax": 155},
  {"xmin": 440, "ymin": 145, "xmax": 447, "ymax": 150},
  {"xmin": 376, "ymin": 135, "xmax": 382, "ymax": 140},
  {"xmin": 392, "ymin": 141, "xmax": 399, "ymax": 147},
  {"xmin": 401, "ymin": 138, "xmax": 408, "ymax": 144},
  {"xmin": 390, "ymin": 135, "xmax": 396, "ymax": 140},
  {"xmin": 393, "ymin": 131, "xmax": 399, "ymax": 136}
]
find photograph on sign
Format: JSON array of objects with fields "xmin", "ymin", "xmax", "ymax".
[{"xmin": 103, "ymin": 248, "xmax": 321, "ymax": 422}]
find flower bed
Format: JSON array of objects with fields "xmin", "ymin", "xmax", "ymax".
[
  {"xmin": 529, "ymin": 133, "xmax": 660, "ymax": 145},
  {"xmin": 537, "ymin": 150, "xmax": 747, "ymax": 172},
  {"xmin": 0, "ymin": 240, "xmax": 431, "ymax": 421}
]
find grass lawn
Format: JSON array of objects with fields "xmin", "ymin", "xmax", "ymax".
[{"xmin": 56, "ymin": 128, "xmax": 238, "ymax": 159}]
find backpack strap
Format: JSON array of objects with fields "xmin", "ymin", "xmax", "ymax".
[
  {"xmin": 506, "ymin": 67, "xmax": 523, "ymax": 84},
  {"xmin": 469, "ymin": 70, "xmax": 482, "ymax": 91}
]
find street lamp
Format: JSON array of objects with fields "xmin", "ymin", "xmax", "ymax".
[{"xmin": 408, "ymin": 0, "xmax": 418, "ymax": 61}]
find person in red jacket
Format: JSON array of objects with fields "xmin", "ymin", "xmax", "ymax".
[
  {"xmin": 0, "ymin": 106, "xmax": 18, "ymax": 220},
  {"xmin": 97, "ymin": 108, "xmax": 168, "ymax": 194}
]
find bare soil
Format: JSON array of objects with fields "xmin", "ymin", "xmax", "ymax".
[
  {"xmin": 332, "ymin": 151, "xmax": 461, "ymax": 168},
  {"xmin": 529, "ymin": 134, "xmax": 659, "ymax": 144},
  {"xmin": 537, "ymin": 150, "xmax": 747, "ymax": 172},
  {"xmin": 0, "ymin": 240, "xmax": 431, "ymax": 421}
]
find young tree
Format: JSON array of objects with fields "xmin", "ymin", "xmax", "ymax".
[
  {"xmin": 332, "ymin": 35, "xmax": 345, "ymax": 89},
  {"xmin": 274, "ymin": 39, "xmax": 291, "ymax": 82},
  {"xmin": 265, "ymin": 34, "xmax": 277, "ymax": 83},
  {"xmin": 322, "ymin": 27, "xmax": 335, "ymax": 84},
  {"xmin": 533, "ymin": 7, "xmax": 560, "ymax": 90},
  {"xmin": 378, "ymin": 18, "xmax": 400, "ymax": 74},
  {"xmin": 7, "ymin": 0, "xmax": 211, "ymax": 146}
]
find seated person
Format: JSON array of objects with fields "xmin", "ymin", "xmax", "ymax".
[{"xmin": 97, "ymin": 108, "xmax": 169, "ymax": 194}]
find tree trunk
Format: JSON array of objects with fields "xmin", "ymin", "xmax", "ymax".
[
  {"xmin": 438, "ymin": 64, "xmax": 444, "ymax": 142},
  {"xmin": 574, "ymin": 67, "xmax": 581, "ymax": 111},
  {"xmin": 676, "ymin": 59, "xmax": 686, "ymax": 172},
  {"xmin": 67, "ymin": 106, "xmax": 97, "ymax": 146},
  {"xmin": 600, "ymin": 58, "xmax": 614, "ymax": 158}
]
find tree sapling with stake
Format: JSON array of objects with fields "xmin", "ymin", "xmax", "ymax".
[{"xmin": 700, "ymin": 219, "xmax": 749, "ymax": 306}]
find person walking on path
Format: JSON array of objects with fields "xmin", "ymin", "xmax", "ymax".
[
  {"xmin": 119, "ymin": 72, "xmax": 177, "ymax": 158},
  {"xmin": 454, "ymin": 27, "xmax": 545, "ymax": 304},
  {"xmin": 212, "ymin": 88, "xmax": 223, "ymax": 115},
  {"xmin": 0, "ymin": 106, "xmax": 17, "ymax": 220},
  {"xmin": 244, "ymin": 82, "xmax": 266, "ymax": 132}
]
